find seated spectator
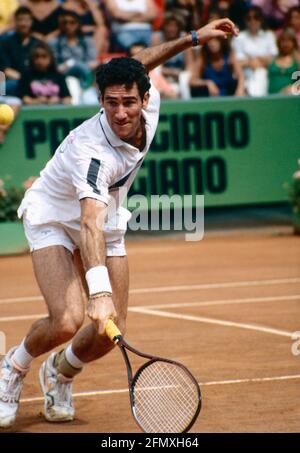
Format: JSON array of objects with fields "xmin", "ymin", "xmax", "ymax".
[
  {"xmin": 211, "ymin": 1, "xmax": 249, "ymax": 31},
  {"xmin": 232, "ymin": 6, "xmax": 278, "ymax": 96},
  {"xmin": 0, "ymin": 0, "xmax": 19, "ymax": 35},
  {"xmin": 49, "ymin": 11, "xmax": 98, "ymax": 87},
  {"xmin": 190, "ymin": 36, "xmax": 245, "ymax": 97},
  {"xmin": 252, "ymin": 0, "xmax": 299, "ymax": 30},
  {"xmin": 62, "ymin": 0, "xmax": 108, "ymax": 54},
  {"xmin": 104, "ymin": 0, "xmax": 157, "ymax": 52},
  {"xmin": 207, "ymin": 7, "xmax": 223, "ymax": 24},
  {"xmin": 268, "ymin": 28, "xmax": 300, "ymax": 94},
  {"xmin": 285, "ymin": 6, "xmax": 300, "ymax": 48},
  {"xmin": 19, "ymin": 42, "xmax": 72, "ymax": 104},
  {"xmin": 166, "ymin": 0, "xmax": 200, "ymax": 31},
  {"xmin": 129, "ymin": 42, "xmax": 178, "ymax": 99},
  {"xmin": 0, "ymin": 7, "xmax": 42, "ymax": 97},
  {"xmin": 152, "ymin": 0, "xmax": 165, "ymax": 31},
  {"xmin": 152, "ymin": 12, "xmax": 194, "ymax": 99},
  {"xmin": 23, "ymin": 0, "xmax": 63, "ymax": 41}
]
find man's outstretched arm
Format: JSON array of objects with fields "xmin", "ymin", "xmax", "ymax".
[{"xmin": 133, "ymin": 18, "xmax": 239, "ymax": 72}]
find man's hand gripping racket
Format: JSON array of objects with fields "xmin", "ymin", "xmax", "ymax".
[{"xmin": 105, "ymin": 320, "xmax": 202, "ymax": 433}]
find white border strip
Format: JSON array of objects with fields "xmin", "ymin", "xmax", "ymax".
[
  {"xmin": 20, "ymin": 374, "xmax": 300, "ymax": 404},
  {"xmin": 1, "ymin": 277, "xmax": 300, "ymax": 305}
]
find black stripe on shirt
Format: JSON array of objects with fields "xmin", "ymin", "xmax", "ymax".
[
  {"xmin": 109, "ymin": 159, "xmax": 144, "ymax": 190},
  {"xmin": 87, "ymin": 158, "xmax": 101, "ymax": 195}
]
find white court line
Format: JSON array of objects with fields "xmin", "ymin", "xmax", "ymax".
[
  {"xmin": 132, "ymin": 294, "xmax": 300, "ymax": 310},
  {"xmin": 0, "ymin": 314, "xmax": 44, "ymax": 322},
  {"xmin": 0, "ymin": 277, "xmax": 300, "ymax": 305},
  {"xmin": 20, "ymin": 374, "xmax": 300, "ymax": 404},
  {"xmin": 131, "ymin": 307, "xmax": 300, "ymax": 339},
  {"xmin": 0, "ymin": 294, "xmax": 299, "ymax": 325},
  {"xmin": 129, "ymin": 278, "xmax": 300, "ymax": 295},
  {"xmin": 0, "ymin": 296, "xmax": 43, "ymax": 305}
]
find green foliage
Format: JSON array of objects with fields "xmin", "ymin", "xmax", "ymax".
[
  {"xmin": 284, "ymin": 162, "xmax": 300, "ymax": 214},
  {"xmin": 0, "ymin": 180, "xmax": 25, "ymax": 222}
]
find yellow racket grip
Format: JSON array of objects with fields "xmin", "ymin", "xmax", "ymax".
[{"xmin": 105, "ymin": 319, "xmax": 122, "ymax": 344}]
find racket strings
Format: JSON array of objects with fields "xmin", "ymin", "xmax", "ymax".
[
  {"xmin": 134, "ymin": 363, "xmax": 197, "ymax": 432},
  {"xmin": 132, "ymin": 361, "xmax": 199, "ymax": 433}
]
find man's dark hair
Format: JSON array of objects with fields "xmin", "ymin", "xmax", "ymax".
[
  {"xmin": 15, "ymin": 6, "xmax": 33, "ymax": 19},
  {"xmin": 96, "ymin": 57, "xmax": 151, "ymax": 99}
]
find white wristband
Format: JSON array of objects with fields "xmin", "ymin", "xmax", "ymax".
[{"xmin": 85, "ymin": 266, "xmax": 112, "ymax": 296}]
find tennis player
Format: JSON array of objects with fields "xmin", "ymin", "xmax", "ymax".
[{"xmin": 0, "ymin": 18, "xmax": 238, "ymax": 428}]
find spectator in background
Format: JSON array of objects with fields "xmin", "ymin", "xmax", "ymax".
[
  {"xmin": 190, "ymin": 36, "xmax": 245, "ymax": 96},
  {"xmin": 212, "ymin": 1, "xmax": 249, "ymax": 31},
  {"xmin": 207, "ymin": 7, "xmax": 223, "ymax": 24},
  {"xmin": 62, "ymin": 0, "xmax": 108, "ymax": 54},
  {"xmin": 0, "ymin": 0, "xmax": 19, "ymax": 36},
  {"xmin": 104, "ymin": 0, "xmax": 157, "ymax": 52},
  {"xmin": 50, "ymin": 11, "xmax": 98, "ymax": 86},
  {"xmin": 152, "ymin": 12, "xmax": 194, "ymax": 99},
  {"xmin": 49, "ymin": 10, "xmax": 99, "ymax": 103},
  {"xmin": 20, "ymin": 42, "xmax": 72, "ymax": 104},
  {"xmin": 22, "ymin": 0, "xmax": 63, "ymax": 41},
  {"xmin": 285, "ymin": 6, "xmax": 300, "ymax": 48},
  {"xmin": 232, "ymin": 6, "xmax": 278, "ymax": 96},
  {"xmin": 0, "ymin": 7, "xmax": 41, "ymax": 97},
  {"xmin": 152, "ymin": 0, "xmax": 165, "ymax": 32},
  {"xmin": 166, "ymin": 0, "xmax": 201, "ymax": 31},
  {"xmin": 129, "ymin": 41, "xmax": 178, "ymax": 98},
  {"xmin": 252, "ymin": 0, "xmax": 299, "ymax": 30},
  {"xmin": 268, "ymin": 28, "xmax": 300, "ymax": 94}
]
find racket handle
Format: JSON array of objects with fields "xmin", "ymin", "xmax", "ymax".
[{"xmin": 105, "ymin": 319, "xmax": 122, "ymax": 344}]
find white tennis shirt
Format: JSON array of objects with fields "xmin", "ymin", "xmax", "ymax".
[{"xmin": 18, "ymin": 84, "xmax": 160, "ymax": 228}]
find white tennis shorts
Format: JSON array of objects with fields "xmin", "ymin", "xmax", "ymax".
[{"xmin": 22, "ymin": 207, "xmax": 131, "ymax": 257}]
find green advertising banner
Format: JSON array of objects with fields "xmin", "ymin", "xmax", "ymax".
[{"xmin": 0, "ymin": 95, "xmax": 299, "ymax": 207}]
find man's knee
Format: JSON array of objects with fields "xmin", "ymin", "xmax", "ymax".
[{"xmin": 51, "ymin": 311, "xmax": 84, "ymax": 344}]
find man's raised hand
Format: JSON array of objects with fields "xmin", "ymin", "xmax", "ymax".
[{"xmin": 196, "ymin": 18, "xmax": 239, "ymax": 45}]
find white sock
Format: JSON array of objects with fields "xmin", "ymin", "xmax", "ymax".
[
  {"xmin": 65, "ymin": 345, "xmax": 84, "ymax": 369},
  {"xmin": 11, "ymin": 338, "xmax": 34, "ymax": 372}
]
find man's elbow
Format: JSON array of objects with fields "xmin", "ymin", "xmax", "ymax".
[{"xmin": 81, "ymin": 211, "xmax": 106, "ymax": 236}]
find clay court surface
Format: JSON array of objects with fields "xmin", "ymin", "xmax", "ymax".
[{"xmin": 0, "ymin": 228, "xmax": 299, "ymax": 433}]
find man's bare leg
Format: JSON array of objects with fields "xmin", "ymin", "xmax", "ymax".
[
  {"xmin": 0, "ymin": 245, "xmax": 86, "ymax": 427},
  {"xmin": 70, "ymin": 255, "xmax": 129, "ymax": 363},
  {"xmin": 23, "ymin": 246, "xmax": 86, "ymax": 358}
]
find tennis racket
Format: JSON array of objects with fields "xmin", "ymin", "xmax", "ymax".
[{"xmin": 105, "ymin": 320, "xmax": 202, "ymax": 433}]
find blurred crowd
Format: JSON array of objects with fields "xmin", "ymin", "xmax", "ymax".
[{"xmin": 0, "ymin": 0, "xmax": 300, "ymax": 141}]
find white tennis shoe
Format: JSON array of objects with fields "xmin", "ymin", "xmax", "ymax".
[
  {"xmin": 39, "ymin": 352, "xmax": 74, "ymax": 422},
  {"xmin": 0, "ymin": 348, "xmax": 26, "ymax": 428}
]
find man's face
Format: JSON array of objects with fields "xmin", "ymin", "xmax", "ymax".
[{"xmin": 102, "ymin": 83, "xmax": 149, "ymax": 142}]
